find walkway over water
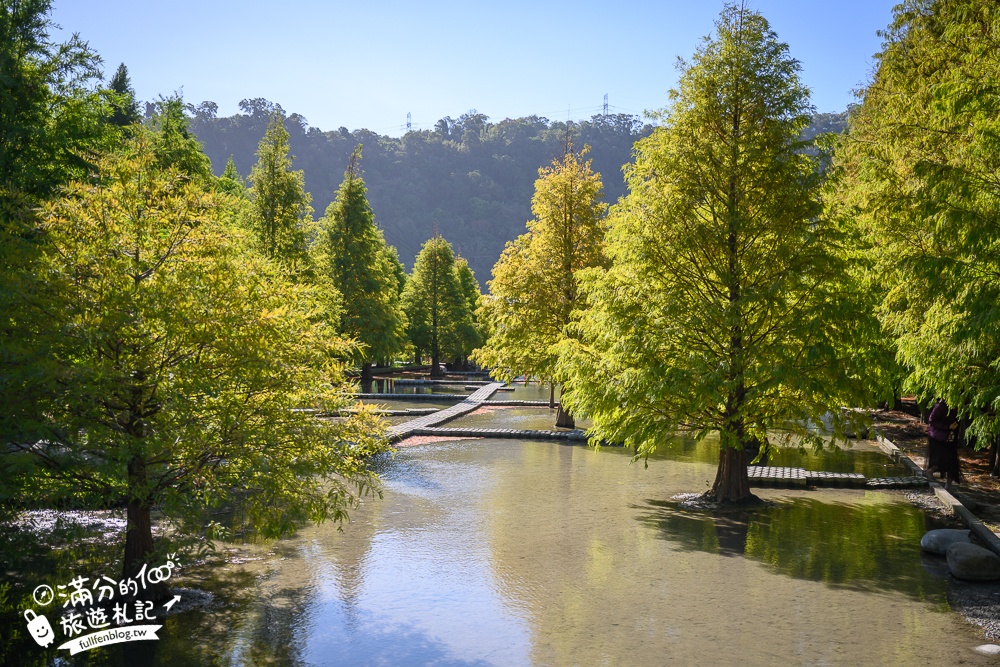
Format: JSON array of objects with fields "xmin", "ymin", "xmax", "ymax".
[
  {"xmin": 388, "ymin": 382, "xmax": 505, "ymax": 443},
  {"xmin": 384, "ymin": 387, "xmax": 930, "ymax": 489}
]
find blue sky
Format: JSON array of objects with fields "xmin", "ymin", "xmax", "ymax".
[{"xmin": 52, "ymin": 0, "xmax": 897, "ymax": 136}]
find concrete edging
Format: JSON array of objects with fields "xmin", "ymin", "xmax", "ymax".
[{"xmin": 874, "ymin": 426, "xmax": 1000, "ymax": 559}]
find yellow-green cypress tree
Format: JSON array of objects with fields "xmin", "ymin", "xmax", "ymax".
[
  {"xmin": 474, "ymin": 143, "xmax": 606, "ymax": 426},
  {"xmin": 560, "ymin": 4, "xmax": 870, "ymax": 502}
]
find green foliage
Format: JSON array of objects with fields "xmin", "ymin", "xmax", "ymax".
[
  {"xmin": 188, "ymin": 98, "xmax": 841, "ymax": 281},
  {"xmin": 0, "ymin": 133, "xmax": 388, "ymax": 565},
  {"xmin": 401, "ymin": 235, "xmax": 473, "ymax": 371},
  {"xmin": 0, "ymin": 0, "xmax": 115, "ymax": 451},
  {"xmin": 107, "ymin": 62, "xmax": 140, "ymax": 127},
  {"xmin": 558, "ymin": 4, "xmax": 870, "ymax": 501},
  {"xmin": 248, "ymin": 114, "xmax": 312, "ymax": 265},
  {"xmin": 453, "ymin": 257, "xmax": 484, "ymax": 359},
  {"xmin": 315, "ymin": 146, "xmax": 407, "ymax": 365},
  {"xmin": 0, "ymin": 0, "xmax": 110, "ymax": 209},
  {"xmin": 474, "ymin": 145, "xmax": 606, "ymax": 384},
  {"xmin": 832, "ymin": 0, "xmax": 1000, "ymax": 446},
  {"xmin": 218, "ymin": 155, "xmax": 247, "ymax": 197},
  {"xmin": 147, "ymin": 95, "xmax": 214, "ymax": 183},
  {"xmin": 188, "ymin": 107, "xmax": 653, "ymax": 280}
]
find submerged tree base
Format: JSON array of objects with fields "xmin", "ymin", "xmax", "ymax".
[{"xmin": 697, "ymin": 490, "xmax": 765, "ymax": 509}]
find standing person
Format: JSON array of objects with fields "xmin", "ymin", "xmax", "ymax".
[{"xmin": 926, "ymin": 399, "xmax": 962, "ymax": 489}]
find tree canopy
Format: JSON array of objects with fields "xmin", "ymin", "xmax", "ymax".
[
  {"xmin": 316, "ymin": 146, "xmax": 407, "ymax": 377},
  {"xmin": 559, "ymin": 3, "xmax": 870, "ymax": 502},
  {"xmin": 186, "ymin": 108, "xmax": 651, "ymax": 280},
  {"xmin": 401, "ymin": 235, "xmax": 473, "ymax": 376},
  {"xmin": 1, "ymin": 132, "xmax": 388, "ymax": 594},
  {"xmin": 831, "ymin": 0, "xmax": 1000, "ymax": 470},
  {"xmin": 248, "ymin": 114, "xmax": 312, "ymax": 265},
  {"xmin": 474, "ymin": 143, "xmax": 606, "ymax": 425}
]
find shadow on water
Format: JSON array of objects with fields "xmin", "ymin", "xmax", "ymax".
[
  {"xmin": 650, "ymin": 435, "xmax": 912, "ymax": 477},
  {"xmin": 0, "ymin": 515, "xmax": 313, "ymax": 667},
  {"xmin": 637, "ymin": 496, "xmax": 950, "ymax": 602}
]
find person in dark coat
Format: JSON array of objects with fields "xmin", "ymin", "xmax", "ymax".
[{"xmin": 926, "ymin": 399, "xmax": 962, "ymax": 489}]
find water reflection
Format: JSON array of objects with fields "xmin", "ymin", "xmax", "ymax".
[
  {"xmin": 450, "ymin": 406, "xmax": 593, "ymax": 431},
  {"xmin": 3, "ymin": 438, "xmax": 991, "ymax": 667},
  {"xmin": 638, "ymin": 494, "xmax": 947, "ymax": 600},
  {"xmin": 650, "ymin": 434, "xmax": 912, "ymax": 478}
]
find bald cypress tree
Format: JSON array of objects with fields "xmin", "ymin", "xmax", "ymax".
[
  {"xmin": 402, "ymin": 235, "xmax": 470, "ymax": 377},
  {"xmin": 560, "ymin": 4, "xmax": 869, "ymax": 503},
  {"xmin": 832, "ymin": 0, "xmax": 1000, "ymax": 474},
  {"xmin": 474, "ymin": 143, "xmax": 606, "ymax": 427},
  {"xmin": 317, "ymin": 147, "xmax": 406, "ymax": 383},
  {"xmin": 248, "ymin": 114, "xmax": 311, "ymax": 267},
  {"xmin": 107, "ymin": 62, "xmax": 140, "ymax": 127}
]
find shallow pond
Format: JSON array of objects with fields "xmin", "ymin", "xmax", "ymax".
[
  {"xmin": 0, "ymin": 380, "xmax": 979, "ymax": 666},
  {"xmin": 451, "ymin": 406, "xmax": 595, "ymax": 432},
  {"xmin": 449, "ymin": 406, "xmax": 911, "ymax": 479},
  {"xmin": 358, "ymin": 398, "xmax": 461, "ymax": 412},
  {"xmin": 26, "ymin": 435, "xmax": 991, "ymax": 666}
]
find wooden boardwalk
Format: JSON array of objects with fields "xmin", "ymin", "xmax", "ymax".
[
  {"xmin": 408, "ymin": 426, "xmax": 587, "ymax": 442},
  {"xmin": 356, "ymin": 392, "xmax": 467, "ymax": 403},
  {"xmin": 387, "ymin": 397, "xmax": 929, "ymax": 489},
  {"xmin": 388, "ymin": 383, "xmax": 505, "ymax": 443},
  {"xmin": 746, "ymin": 465, "xmax": 927, "ymax": 489}
]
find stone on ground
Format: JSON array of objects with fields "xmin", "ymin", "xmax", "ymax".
[
  {"xmin": 973, "ymin": 644, "xmax": 1000, "ymax": 656},
  {"xmin": 920, "ymin": 528, "xmax": 971, "ymax": 555},
  {"xmin": 946, "ymin": 542, "xmax": 1000, "ymax": 582}
]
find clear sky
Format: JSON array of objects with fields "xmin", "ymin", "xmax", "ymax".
[{"xmin": 51, "ymin": 0, "xmax": 897, "ymax": 136}]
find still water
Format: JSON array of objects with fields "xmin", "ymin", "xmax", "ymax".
[
  {"xmin": 87, "ymin": 435, "xmax": 993, "ymax": 667},
  {"xmin": 2, "ymin": 388, "xmax": 981, "ymax": 666}
]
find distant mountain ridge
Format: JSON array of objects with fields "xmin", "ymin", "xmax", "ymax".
[{"xmin": 186, "ymin": 102, "xmax": 847, "ymax": 283}]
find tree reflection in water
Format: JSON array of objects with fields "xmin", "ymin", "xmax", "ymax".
[{"xmin": 638, "ymin": 495, "xmax": 950, "ymax": 601}]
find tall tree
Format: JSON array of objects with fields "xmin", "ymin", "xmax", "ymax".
[
  {"xmin": 316, "ymin": 147, "xmax": 407, "ymax": 383},
  {"xmin": 248, "ymin": 114, "xmax": 312, "ymax": 265},
  {"xmin": 0, "ymin": 133, "xmax": 387, "ymax": 597},
  {"xmin": 147, "ymin": 95, "xmax": 213, "ymax": 182},
  {"xmin": 0, "ymin": 0, "xmax": 109, "ymax": 209},
  {"xmin": 218, "ymin": 155, "xmax": 246, "ymax": 197},
  {"xmin": 107, "ymin": 62, "xmax": 140, "ymax": 127},
  {"xmin": 832, "ymin": 0, "xmax": 1000, "ymax": 474},
  {"xmin": 559, "ymin": 4, "xmax": 869, "ymax": 503},
  {"xmin": 0, "ymin": 0, "xmax": 112, "ymax": 448},
  {"xmin": 452, "ymin": 256, "xmax": 484, "ymax": 368},
  {"xmin": 402, "ymin": 235, "xmax": 470, "ymax": 377},
  {"xmin": 474, "ymin": 143, "xmax": 606, "ymax": 427}
]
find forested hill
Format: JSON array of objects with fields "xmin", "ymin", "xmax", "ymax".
[{"xmin": 186, "ymin": 101, "xmax": 846, "ymax": 282}]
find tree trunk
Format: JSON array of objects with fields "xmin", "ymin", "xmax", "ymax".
[
  {"xmin": 549, "ymin": 383, "xmax": 556, "ymax": 409},
  {"xmin": 709, "ymin": 446, "xmax": 755, "ymax": 504},
  {"xmin": 554, "ymin": 385, "xmax": 575, "ymax": 428},
  {"xmin": 990, "ymin": 439, "xmax": 999, "ymax": 477},
  {"xmin": 555, "ymin": 404, "xmax": 575, "ymax": 429},
  {"xmin": 360, "ymin": 362, "xmax": 373, "ymax": 392},
  {"xmin": 124, "ymin": 457, "xmax": 170, "ymax": 601},
  {"xmin": 431, "ymin": 348, "xmax": 442, "ymax": 378}
]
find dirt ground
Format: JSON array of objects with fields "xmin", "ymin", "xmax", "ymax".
[{"xmin": 871, "ymin": 403, "xmax": 1000, "ymax": 535}]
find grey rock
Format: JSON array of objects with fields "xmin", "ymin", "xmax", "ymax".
[
  {"xmin": 921, "ymin": 528, "xmax": 971, "ymax": 555},
  {"xmin": 947, "ymin": 542, "xmax": 1000, "ymax": 582},
  {"xmin": 973, "ymin": 644, "xmax": 1000, "ymax": 656}
]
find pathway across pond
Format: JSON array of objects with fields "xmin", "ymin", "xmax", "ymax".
[
  {"xmin": 384, "ymin": 385, "xmax": 930, "ymax": 490},
  {"xmin": 387, "ymin": 382, "xmax": 506, "ymax": 442}
]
